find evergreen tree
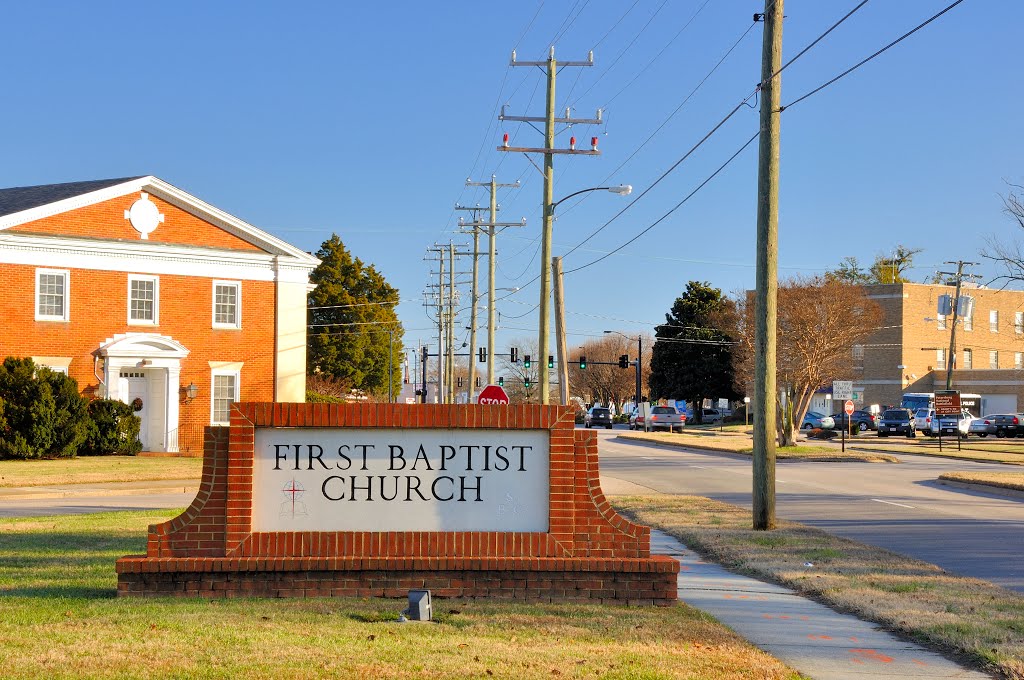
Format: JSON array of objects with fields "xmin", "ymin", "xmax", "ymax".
[
  {"xmin": 307, "ymin": 234, "xmax": 403, "ymax": 399},
  {"xmin": 648, "ymin": 282, "xmax": 739, "ymax": 422}
]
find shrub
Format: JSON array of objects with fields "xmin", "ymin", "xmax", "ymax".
[
  {"xmin": 81, "ymin": 399, "xmax": 142, "ymax": 456},
  {"xmin": 306, "ymin": 391, "xmax": 346, "ymax": 404},
  {"xmin": 0, "ymin": 357, "xmax": 89, "ymax": 459}
]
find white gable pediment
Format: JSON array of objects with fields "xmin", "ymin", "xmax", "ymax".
[{"xmin": 97, "ymin": 333, "xmax": 190, "ymax": 359}]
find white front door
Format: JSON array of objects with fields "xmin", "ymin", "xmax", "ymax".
[{"xmin": 121, "ymin": 370, "xmax": 148, "ymax": 449}]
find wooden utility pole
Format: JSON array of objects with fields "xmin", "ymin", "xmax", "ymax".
[
  {"xmin": 464, "ymin": 176, "xmax": 522, "ymax": 385},
  {"xmin": 447, "ymin": 242, "xmax": 456, "ymax": 403},
  {"xmin": 752, "ymin": 0, "xmax": 783, "ymax": 531},
  {"xmin": 552, "ymin": 256, "xmax": 569, "ymax": 404},
  {"xmin": 498, "ymin": 47, "xmax": 600, "ymax": 404},
  {"xmin": 936, "ymin": 260, "xmax": 979, "ymax": 390}
]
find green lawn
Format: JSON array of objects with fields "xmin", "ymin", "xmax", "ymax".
[
  {"xmin": 0, "ymin": 456, "xmax": 202, "ymax": 488},
  {"xmin": 0, "ymin": 510, "xmax": 798, "ymax": 679}
]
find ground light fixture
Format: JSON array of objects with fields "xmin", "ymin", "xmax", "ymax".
[{"xmin": 399, "ymin": 590, "xmax": 432, "ymax": 622}]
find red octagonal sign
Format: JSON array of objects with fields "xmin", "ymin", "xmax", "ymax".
[{"xmin": 477, "ymin": 384, "xmax": 510, "ymax": 405}]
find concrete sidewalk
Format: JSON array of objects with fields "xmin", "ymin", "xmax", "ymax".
[{"xmin": 653, "ymin": 530, "xmax": 989, "ymax": 679}]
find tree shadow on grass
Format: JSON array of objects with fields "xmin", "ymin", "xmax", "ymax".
[{"xmin": 0, "ymin": 531, "xmax": 143, "ymax": 599}]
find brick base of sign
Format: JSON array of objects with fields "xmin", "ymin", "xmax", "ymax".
[
  {"xmin": 116, "ymin": 404, "xmax": 679, "ymax": 604},
  {"xmin": 116, "ymin": 556, "xmax": 678, "ymax": 605}
]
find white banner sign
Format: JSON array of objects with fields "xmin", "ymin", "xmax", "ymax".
[{"xmin": 252, "ymin": 428, "xmax": 550, "ymax": 533}]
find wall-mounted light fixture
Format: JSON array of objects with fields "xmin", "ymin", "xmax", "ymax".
[{"xmin": 183, "ymin": 382, "xmax": 199, "ymax": 403}]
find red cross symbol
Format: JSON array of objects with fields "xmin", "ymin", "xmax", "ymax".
[{"xmin": 283, "ymin": 479, "xmax": 303, "ymax": 515}]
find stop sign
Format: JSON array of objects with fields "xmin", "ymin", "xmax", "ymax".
[
  {"xmin": 477, "ymin": 384, "xmax": 510, "ymax": 405},
  {"xmin": 844, "ymin": 400, "xmax": 855, "ymax": 415}
]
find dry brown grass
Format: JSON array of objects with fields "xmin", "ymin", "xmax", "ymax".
[
  {"xmin": 614, "ymin": 494, "xmax": 1024, "ymax": 680},
  {"xmin": 939, "ymin": 471, "xmax": 1024, "ymax": 491},
  {"xmin": 617, "ymin": 432, "xmax": 899, "ymax": 462},
  {"xmin": 851, "ymin": 440, "xmax": 1024, "ymax": 464},
  {"xmin": 0, "ymin": 456, "xmax": 202, "ymax": 487}
]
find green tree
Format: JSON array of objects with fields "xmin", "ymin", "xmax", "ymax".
[
  {"xmin": 0, "ymin": 357, "xmax": 89, "ymax": 459},
  {"xmin": 648, "ymin": 282, "xmax": 739, "ymax": 422},
  {"xmin": 307, "ymin": 234, "xmax": 404, "ymax": 399},
  {"xmin": 827, "ymin": 246, "xmax": 923, "ymax": 285}
]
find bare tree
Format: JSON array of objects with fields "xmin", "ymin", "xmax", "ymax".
[
  {"xmin": 982, "ymin": 183, "xmax": 1024, "ymax": 286},
  {"xmin": 730, "ymin": 276, "xmax": 882, "ymax": 446},
  {"xmin": 497, "ymin": 338, "xmax": 539, "ymax": 404},
  {"xmin": 568, "ymin": 334, "xmax": 652, "ymax": 411}
]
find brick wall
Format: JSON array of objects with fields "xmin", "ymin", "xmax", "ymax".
[
  {"xmin": 0, "ymin": 265, "xmax": 276, "ymax": 455},
  {"xmin": 117, "ymin": 404, "xmax": 679, "ymax": 604}
]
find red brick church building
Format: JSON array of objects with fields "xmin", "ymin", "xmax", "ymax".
[{"xmin": 0, "ymin": 176, "xmax": 319, "ymax": 454}]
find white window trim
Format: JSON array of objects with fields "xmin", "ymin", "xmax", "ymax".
[
  {"xmin": 937, "ymin": 314, "xmax": 946, "ymax": 331},
  {"xmin": 1016, "ymin": 352, "xmax": 1023, "ymax": 370},
  {"xmin": 962, "ymin": 349, "xmax": 972, "ymax": 370},
  {"xmin": 127, "ymin": 274, "xmax": 160, "ymax": 326},
  {"xmin": 210, "ymin": 369, "xmax": 240, "ymax": 426},
  {"xmin": 1015, "ymin": 312, "xmax": 1023, "ymax": 335},
  {"xmin": 34, "ymin": 268, "xmax": 70, "ymax": 322},
  {"xmin": 990, "ymin": 310, "xmax": 999, "ymax": 333},
  {"xmin": 990, "ymin": 350, "xmax": 999, "ymax": 370},
  {"xmin": 212, "ymin": 280, "xmax": 242, "ymax": 329}
]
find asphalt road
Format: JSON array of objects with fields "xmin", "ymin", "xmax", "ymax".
[
  {"xmin": 0, "ymin": 492, "xmax": 195, "ymax": 518},
  {"xmin": 595, "ymin": 429, "xmax": 1024, "ymax": 593}
]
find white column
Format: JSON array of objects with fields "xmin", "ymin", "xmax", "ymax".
[{"xmin": 165, "ymin": 365, "xmax": 181, "ymax": 452}]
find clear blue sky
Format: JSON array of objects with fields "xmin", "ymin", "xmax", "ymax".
[{"xmin": 3, "ymin": 1, "xmax": 1021, "ymax": 360}]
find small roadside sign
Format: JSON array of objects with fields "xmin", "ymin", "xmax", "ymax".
[
  {"xmin": 844, "ymin": 400, "xmax": 855, "ymax": 415},
  {"xmin": 832, "ymin": 381, "xmax": 853, "ymax": 400},
  {"xmin": 934, "ymin": 390, "xmax": 961, "ymax": 416}
]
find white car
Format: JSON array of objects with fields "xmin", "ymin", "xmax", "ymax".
[{"xmin": 914, "ymin": 408, "xmax": 971, "ymax": 436}]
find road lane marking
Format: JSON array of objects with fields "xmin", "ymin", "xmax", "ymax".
[{"xmin": 871, "ymin": 498, "xmax": 915, "ymax": 509}]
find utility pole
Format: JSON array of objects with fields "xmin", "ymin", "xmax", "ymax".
[
  {"xmin": 455, "ymin": 204, "xmax": 486, "ymax": 401},
  {"xmin": 465, "ymin": 177, "xmax": 523, "ymax": 385},
  {"xmin": 936, "ymin": 260, "xmax": 979, "ymax": 390},
  {"xmin": 552, "ymin": 256, "xmax": 570, "ymax": 404},
  {"xmin": 425, "ymin": 245, "xmax": 447, "ymax": 403},
  {"xmin": 447, "ymin": 242, "xmax": 456, "ymax": 403},
  {"xmin": 752, "ymin": 0, "xmax": 783, "ymax": 531},
  {"xmin": 498, "ymin": 46, "xmax": 601, "ymax": 404}
]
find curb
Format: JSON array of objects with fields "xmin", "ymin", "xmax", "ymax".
[{"xmin": 937, "ymin": 479, "xmax": 1024, "ymax": 500}]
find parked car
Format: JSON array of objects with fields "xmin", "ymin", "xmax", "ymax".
[
  {"xmin": 801, "ymin": 411, "xmax": 835, "ymax": 430},
  {"xmin": 829, "ymin": 409, "xmax": 877, "ymax": 433},
  {"xmin": 645, "ymin": 405, "xmax": 686, "ymax": 432},
  {"xmin": 967, "ymin": 415, "xmax": 998, "ymax": 438},
  {"xmin": 628, "ymin": 408, "xmax": 645, "ymax": 430},
  {"xmin": 694, "ymin": 408, "xmax": 724, "ymax": 424},
  {"xmin": 992, "ymin": 413, "xmax": 1024, "ymax": 438},
  {"xmin": 584, "ymin": 407, "xmax": 613, "ymax": 429},
  {"xmin": 915, "ymin": 408, "xmax": 971, "ymax": 436},
  {"xmin": 876, "ymin": 408, "xmax": 916, "ymax": 438}
]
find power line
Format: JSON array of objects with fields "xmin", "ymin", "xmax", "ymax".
[{"xmin": 781, "ymin": 0, "xmax": 966, "ymax": 112}]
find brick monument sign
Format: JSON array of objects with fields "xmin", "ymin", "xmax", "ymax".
[{"xmin": 116, "ymin": 403, "xmax": 678, "ymax": 604}]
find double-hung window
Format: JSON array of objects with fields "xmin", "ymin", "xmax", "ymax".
[
  {"xmin": 212, "ymin": 281, "xmax": 241, "ymax": 329},
  {"xmin": 990, "ymin": 350, "xmax": 999, "ymax": 369},
  {"xmin": 35, "ymin": 269, "xmax": 70, "ymax": 321},
  {"xmin": 128, "ymin": 275, "xmax": 159, "ymax": 325},
  {"xmin": 936, "ymin": 348, "xmax": 946, "ymax": 370},
  {"xmin": 1016, "ymin": 352, "xmax": 1023, "ymax": 370},
  {"xmin": 990, "ymin": 310, "xmax": 999, "ymax": 333},
  {"xmin": 211, "ymin": 371, "xmax": 240, "ymax": 425},
  {"xmin": 962, "ymin": 348, "xmax": 972, "ymax": 369},
  {"xmin": 1016, "ymin": 311, "xmax": 1023, "ymax": 335}
]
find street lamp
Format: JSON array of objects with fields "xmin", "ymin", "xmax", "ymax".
[
  {"xmin": 537, "ymin": 185, "xmax": 633, "ymax": 405},
  {"xmin": 603, "ymin": 330, "xmax": 642, "ymax": 411}
]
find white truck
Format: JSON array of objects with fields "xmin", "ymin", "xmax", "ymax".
[{"xmin": 642, "ymin": 404, "xmax": 686, "ymax": 432}]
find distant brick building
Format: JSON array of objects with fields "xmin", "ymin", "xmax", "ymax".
[
  {"xmin": 0, "ymin": 176, "xmax": 318, "ymax": 454},
  {"xmin": 849, "ymin": 283, "xmax": 1024, "ymax": 414}
]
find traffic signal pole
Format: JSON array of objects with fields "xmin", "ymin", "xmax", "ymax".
[{"xmin": 553, "ymin": 256, "xmax": 570, "ymax": 405}]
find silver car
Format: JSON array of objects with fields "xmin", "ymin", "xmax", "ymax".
[
  {"xmin": 968, "ymin": 415, "xmax": 998, "ymax": 437},
  {"xmin": 801, "ymin": 411, "xmax": 835, "ymax": 430}
]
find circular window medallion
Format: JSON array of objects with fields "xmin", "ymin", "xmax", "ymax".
[{"xmin": 124, "ymin": 192, "xmax": 165, "ymax": 239}]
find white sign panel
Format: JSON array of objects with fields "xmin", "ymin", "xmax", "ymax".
[
  {"xmin": 252, "ymin": 428, "xmax": 550, "ymax": 533},
  {"xmin": 832, "ymin": 380, "xmax": 853, "ymax": 400}
]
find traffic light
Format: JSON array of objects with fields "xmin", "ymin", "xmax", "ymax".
[
  {"xmin": 547, "ymin": 355, "xmax": 554, "ymax": 369},
  {"xmin": 457, "ymin": 377, "xmax": 463, "ymax": 388},
  {"xmin": 475, "ymin": 377, "xmax": 481, "ymax": 387},
  {"xmin": 524, "ymin": 354, "xmax": 532, "ymax": 369},
  {"xmin": 478, "ymin": 347, "xmax": 487, "ymax": 363},
  {"xmin": 618, "ymin": 354, "xmax": 629, "ymax": 369},
  {"xmin": 524, "ymin": 378, "xmax": 531, "ymax": 388},
  {"xmin": 498, "ymin": 376, "xmax": 504, "ymax": 386},
  {"xmin": 510, "ymin": 347, "xmax": 518, "ymax": 363},
  {"xmin": 579, "ymin": 355, "xmax": 587, "ymax": 370}
]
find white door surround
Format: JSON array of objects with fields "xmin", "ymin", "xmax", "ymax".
[{"xmin": 97, "ymin": 333, "xmax": 190, "ymax": 452}]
